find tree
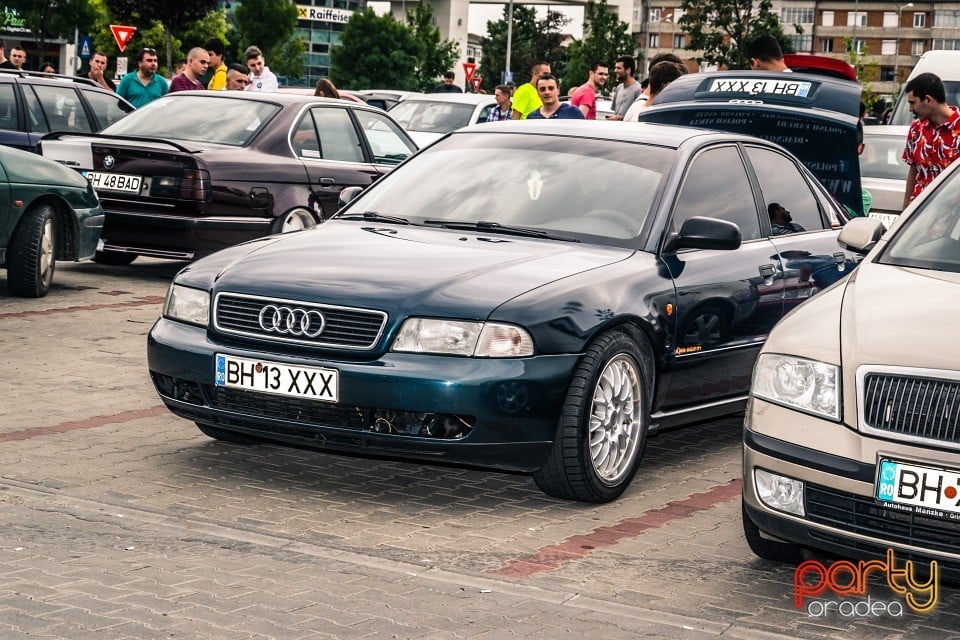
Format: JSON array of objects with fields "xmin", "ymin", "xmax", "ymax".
[
  {"xmin": 563, "ymin": 0, "xmax": 635, "ymax": 94},
  {"xmin": 679, "ymin": 0, "xmax": 794, "ymax": 70},
  {"xmin": 233, "ymin": 0, "xmax": 300, "ymax": 62},
  {"xmin": 406, "ymin": 0, "xmax": 460, "ymax": 92},
  {"xmin": 103, "ymin": 0, "xmax": 219, "ymax": 71},
  {"xmin": 845, "ymin": 37, "xmax": 881, "ymax": 113},
  {"xmin": 6, "ymin": 0, "xmax": 98, "ymax": 66},
  {"xmin": 331, "ymin": 10, "xmax": 418, "ymax": 90},
  {"xmin": 477, "ymin": 6, "xmax": 570, "ymax": 93}
]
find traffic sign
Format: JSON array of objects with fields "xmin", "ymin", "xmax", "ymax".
[
  {"xmin": 78, "ymin": 36, "xmax": 93, "ymax": 60},
  {"xmin": 470, "ymin": 76, "xmax": 482, "ymax": 93},
  {"xmin": 463, "ymin": 62, "xmax": 477, "ymax": 83},
  {"xmin": 110, "ymin": 25, "xmax": 137, "ymax": 52}
]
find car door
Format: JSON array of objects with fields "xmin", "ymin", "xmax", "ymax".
[
  {"xmin": 0, "ymin": 82, "xmax": 30, "ymax": 151},
  {"xmin": 293, "ymin": 105, "xmax": 381, "ymax": 219},
  {"xmin": 350, "ymin": 108, "xmax": 417, "ymax": 167},
  {"xmin": 659, "ymin": 144, "xmax": 786, "ymax": 408},
  {"xmin": 743, "ymin": 144, "xmax": 857, "ymax": 313}
]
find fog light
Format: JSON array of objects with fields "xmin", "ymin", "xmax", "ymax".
[{"xmin": 754, "ymin": 469, "xmax": 805, "ymax": 516}]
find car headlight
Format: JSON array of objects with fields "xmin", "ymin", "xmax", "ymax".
[
  {"xmin": 392, "ymin": 318, "xmax": 534, "ymax": 357},
  {"xmin": 163, "ymin": 284, "xmax": 210, "ymax": 327},
  {"xmin": 752, "ymin": 354, "xmax": 840, "ymax": 421}
]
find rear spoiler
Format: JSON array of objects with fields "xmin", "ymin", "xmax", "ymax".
[{"xmin": 39, "ymin": 131, "xmax": 197, "ymax": 154}]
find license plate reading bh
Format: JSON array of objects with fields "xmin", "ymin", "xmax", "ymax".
[
  {"xmin": 876, "ymin": 458, "xmax": 960, "ymax": 516},
  {"xmin": 707, "ymin": 78, "xmax": 812, "ymax": 98},
  {"xmin": 215, "ymin": 354, "xmax": 339, "ymax": 403},
  {"xmin": 86, "ymin": 171, "xmax": 142, "ymax": 193}
]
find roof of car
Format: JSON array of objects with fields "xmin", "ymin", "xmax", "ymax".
[
  {"xmin": 450, "ymin": 119, "xmax": 754, "ymax": 149},
  {"xmin": 400, "ymin": 92, "xmax": 495, "ymax": 105}
]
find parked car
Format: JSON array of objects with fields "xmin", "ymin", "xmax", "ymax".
[
  {"xmin": 352, "ymin": 90, "xmax": 419, "ymax": 111},
  {"xmin": 860, "ymin": 125, "xmax": 910, "ymax": 227},
  {"xmin": 782, "ymin": 54, "xmax": 857, "ymax": 81},
  {"xmin": 38, "ymin": 91, "xmax": 417, "ymax": 264},
  {"xmin": 742, "ymin": 156, "xmax": 960, "ymax": 577},
  {"xmin": 889, "ymin": 50, "xmax": 960, "ymax": 126},
  {"xmin": 0, "ymin": 145, "xmax": 104, "ymax": 297},
  {"xmin": 277, "ymin": 87, "xmax": 367, "ymax": 105},
  {"xmin": 147, "ymin": 120, "xmax": 855, "ymax": 503},
  {"xmin": 387, "ymin": 93, "xmax": 497, "ymax": 146},
  {"xmin": 0, "ymin": 69, "xmax": 134, "ymax": 152}
]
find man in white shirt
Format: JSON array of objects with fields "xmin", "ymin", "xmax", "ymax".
[{"xmin": 244, "ymin": 46, "xmax": 278, "ymax": 93}]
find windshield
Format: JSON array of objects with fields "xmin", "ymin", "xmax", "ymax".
[
  {"xmin": 339, "ymin": 132, "xmax": 674, "ymax": 245},
  {"xmin": 860, "ymin": 133, "xmax": 909, "ymax": 180},
  {"xmin": 389, "ymin": 100, "xmax": 476, "ymax": 133},
  {"xmin": 881, "ymin": 167, "xmax": 960, "ymax": 272},
  {"xmin": 103, "ymin": 95, "xmax": 281, "ymax": 146},
  {"xmin": 890, "ymin": 81, "xmax": 960, "ymax": 125}
]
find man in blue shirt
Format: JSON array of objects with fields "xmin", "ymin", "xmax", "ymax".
[
  {"xmin": 117, "ymin": 48, "xmax": 169, "ymax": 108},
  {"xmin": 526, "ymin": 74, "xmax": 586, "ymax": 120}
]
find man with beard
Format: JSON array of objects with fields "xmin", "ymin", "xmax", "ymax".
[{"xmin": 117, "ymin": 47, "xmax": 169, "ymax": 108}]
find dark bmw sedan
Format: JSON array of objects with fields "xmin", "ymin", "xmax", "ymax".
[
  {"xmin": 38, "ymin": 91, "xmax": 417, "ymax": 264},
  {"xmin": 148, "ymin": 121, "xmax": 855, "ymax": 503}
]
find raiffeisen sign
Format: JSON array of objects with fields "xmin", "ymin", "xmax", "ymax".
[{"xmin": 296, "ymin": 5, "xmax": 354, "ymax": 24}]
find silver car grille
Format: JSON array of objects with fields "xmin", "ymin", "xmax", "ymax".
[
  {"xmin": 859, "ymin": 366, "xmax": 960, "ymax": 448},
  {"xmin": 214, "ymin": 293, "xmax": 387, "ymax": 350}
]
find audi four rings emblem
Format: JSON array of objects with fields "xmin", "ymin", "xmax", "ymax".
[{"xmin": 258, "ymin": 305, "xmax": 326, "ymax": 338}]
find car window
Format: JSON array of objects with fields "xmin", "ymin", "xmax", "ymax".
[
  {"xmin": 476, "ymin": 105, "xmax": 493, "ymax": 123},
  {"xmin": 30, "ymin": 85, "xmax": 91, "ymax": 133},
  {"xmin": 389, "ymin": 100, "xmax": 475, "ymax": 133},
  {"xmin": 672, "ymin": 146, "xmax": 762, "ymax": 241},
  {"xmin": 882, "ymin": 170, "xmax": 960, "ymax": 273},
  {"xmin": 83, "ymin": 90, "xmax": 134, "ymax": 131},
  {"xmin": 745, "ymin": 146, "xmax": 825, "ymax": 234},
  {"xmin": 860, "ymin": 135, "xmax": 910, "ymax": 181},
  {"xmin": 0, "ymin": 84, "xmax": 16, "ymax": 131},
  {"xmin": 310, "ymin": 107, "xmax": 364, "ymax": 163},
  {"xmin": 353, "ymin": 110, "xmax": 415, "ymax": 165}
]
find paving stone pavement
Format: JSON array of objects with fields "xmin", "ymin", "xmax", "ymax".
[{"xmin": 1, "ymin": 260, "xmax": 959, "ymax": 639}]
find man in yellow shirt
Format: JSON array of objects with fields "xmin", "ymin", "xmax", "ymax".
[
  {"xmin": 511, "ymin": 61, "xmax": 550, "ymax": 120},
  {"xmin": 205, "ymin": 38, "xmax": 228, "ymax": 91}
]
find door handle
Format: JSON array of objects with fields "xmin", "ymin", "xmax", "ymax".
[
  {"xmin": 758, "ymin": 264, "xmax": 777, "ymax": 278},
  {"xmin": 318, "ymin": 177, "xmax": 335, "ymax": 186}
]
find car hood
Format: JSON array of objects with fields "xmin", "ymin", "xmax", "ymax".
[
  {"xmin": 840, "ymin": 261, "xmax": 960, "ymax": 370},
  {"xmin": 208, "ymin": 222, "xmax": 632, "ymax": 318}
]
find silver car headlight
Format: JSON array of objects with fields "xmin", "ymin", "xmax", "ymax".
[
  {"xmin": 163, "ymin": 284, "xmax": 210, "ymax": 327},
  {"xmin": 392, "ymin": 318, "xmax": 534, "ymax": 357},
  {"xmin": 752, "ymin": 354, "xmax": 840, "ymax": 421}
]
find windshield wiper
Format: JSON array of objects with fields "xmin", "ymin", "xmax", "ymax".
[
  {"xmin": 423, "ymin": 219, "xmax": 579, "ymax": 242},
  {"xmin": 337, "ymin": 211, "xmax": 410, "ymax": 225}
]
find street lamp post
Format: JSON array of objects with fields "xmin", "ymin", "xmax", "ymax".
[{"xmin": 894, "ymin": 2, "xmax": 914, "ymax": 91}]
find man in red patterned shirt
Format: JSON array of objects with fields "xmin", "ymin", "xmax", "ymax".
[{"xmin": 902, "ymin": 72, "xmax": 960, "ymax": 207}]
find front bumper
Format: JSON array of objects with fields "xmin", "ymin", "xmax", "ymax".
[
  {"xmin": 101, "ymin": 209, "xmax": 272, "ymax": 260},
  {"xmin": 147, "ymin": 318, "xmax": 581, "ymax": 471},
  {"xmin": 743, "ymin": 399, "xmax": 960, "ymax": 575},
  {"xmin": 74, "ymin": 207, "xmax": 105, "ymax": 261}
]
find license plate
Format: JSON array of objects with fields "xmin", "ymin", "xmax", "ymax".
[
  {"xmin": 876, "ymin": 458, "xmax": 960, "ymax": 517},
  {"xmin": 707, "ymin": 78, "xmax": 812, "ymax": 98},
  {"xmin": 869, "ymin": 212, "xmax": 899, "ymax": 229},
  {"xmin": 215, "ymin": 354, "xmax": 339, "ymax": 403},
  {"xmin": 85, "ymin": 171, "xmax": 142, "ymax": 193}
]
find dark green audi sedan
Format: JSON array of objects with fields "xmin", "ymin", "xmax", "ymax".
[
  {"xmin": 148, "ymin": 121, "xmax": 857, "ymax": 503},
  {"xmin": 0, "ymin": 146, "xmax": 104, "ymax": 297}
]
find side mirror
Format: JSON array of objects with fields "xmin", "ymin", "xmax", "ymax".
[
  {"xmin": 338, "ymin": 185, "xmax": 364, "ymax": 208},
  {"xmin": 663, "ymin": 216, "xmax": 742, "ymax": 252},
  {"xmin": 838, "ymin": 217, "xmax": 885, "ymax": 255}
]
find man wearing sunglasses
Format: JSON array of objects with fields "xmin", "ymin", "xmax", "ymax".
[{"xmin": 117, "ymin": 47, "xmax": 169, "ymax": 108}]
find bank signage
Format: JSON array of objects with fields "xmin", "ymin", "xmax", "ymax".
[{"xmin": 296, "ymin": 5, "xmax": 355, "ymax": 24}]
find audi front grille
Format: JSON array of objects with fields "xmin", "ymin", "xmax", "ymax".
[
  {"xmin": 857, "ymin": 365, "xmax": 960, "ymax": 449},
  {"xmin": 213, "ymin": 292, "xmax": 387, "ymax": 350}
]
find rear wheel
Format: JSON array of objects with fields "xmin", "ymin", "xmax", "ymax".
[
  {"xmin": 533, "ymin": 330, "xmax": 652, "ymax": 503},
  {"xmin": 741, "ymin": 503, "xmax": 804, "ymax": 563},
  {"xmin": 195, "ymin": 423, "xmax": 261, "ymax": 445},
  {"xmin": 7, "ymin": 204, "xmax": 56, "ymax": 297},
  {"xmin": 273, "ymin": 208, "xmax": 317, "ymax": 234},
  {"xmin": 93, "ymin": 250, "xmax": 138, "ymax": 266}
]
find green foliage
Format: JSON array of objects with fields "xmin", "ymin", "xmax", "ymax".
[
  {"xmin": 407, "ymin": 0, "xmax": 460, "ymax": 92},
  {"xmin": 6, "ymin": 0, "xmax": 98, "ymax": 53},
  {"xmin": 331, "ymin": 9, "xmax": 418, "ymax": 90},
  {"xmin": 678, "ymin": 0, "xmax": 794, "ymax": 70},
  {"xmin": 136, "ymin": 20, "xmax": 182, "ymax": 77},
  {"xmin": 845, "ymin": 37, "xmax": 881, "ymax": 113},
  {"xmin": 564, "ymin": 0, "xmax": 635, "ymax": 94},
  {"xmin": 180, "ymin": 10, "xmax": 229, "ymax": 55},
  {"xmin": 270, "ymin": 34, "xmax": 308, "ymax": 80},
  {"xmin": 233, "ymin": 0, "xmax": 299, "ymax": 59},
  {"xmin": 477, "ymin": 6, "xmax": 570, "ymax": 93}
]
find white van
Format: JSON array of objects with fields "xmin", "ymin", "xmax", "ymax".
[{"xmin": 889, "ymin": 50, "xmax": 960, "ymax": 124}]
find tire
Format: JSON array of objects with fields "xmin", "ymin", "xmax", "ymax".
[
  {"xmin": 272, "ymin": 208, "xmax": 318, "ymax": 234},
  {"xmin": 7, "ymin": 204, "xmax": 57, "ymax": 297},
  {"xmin": 195, "ymin": 422, "xmax": 261, "ymax": 445},
  {"xmin": 741, "ymin": 503, "xmax": 804, "ymax": 563},
  {"xmin": 533, "ymin": 330, "xmax": 652, "ymax": 503},
  {"xmin": 93, "ymin": 250, "xmax": 138, "ymax": 265}
]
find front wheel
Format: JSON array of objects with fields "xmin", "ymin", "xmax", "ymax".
[
  {"xmin": 272, "ymin": 208, "xmax": 318, "ymax": 234},
  {"xmin": 7, "ymin": 204, "xmax": 57, "ymax": 297},
  {"xmin": 533, "ymin": 330, "xmax": 652, "ymax": 503}
]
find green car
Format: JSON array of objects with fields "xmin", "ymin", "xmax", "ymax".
[{"xmin": 0, "ymin": 146, "xmax": 104, "ymax": 297}]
